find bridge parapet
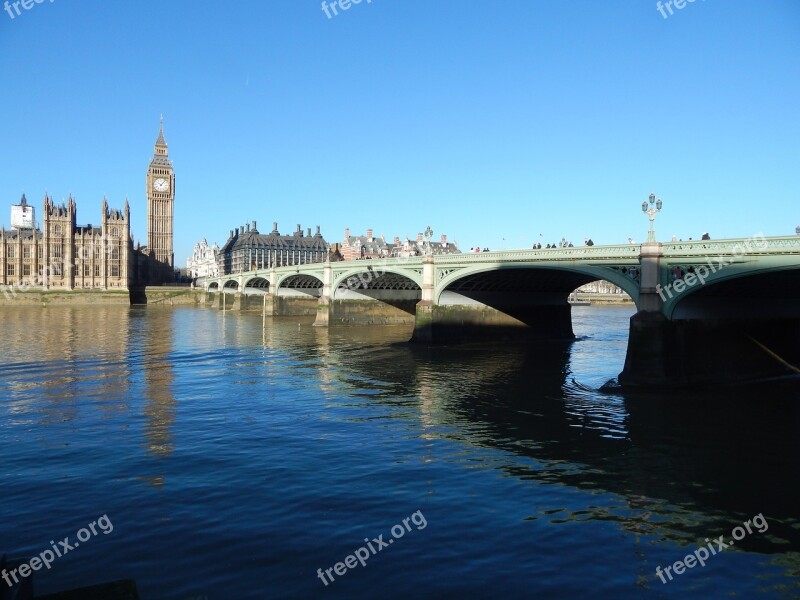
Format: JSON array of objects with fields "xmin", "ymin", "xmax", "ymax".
[
  {"xmin": 434, "ymin": 244, "xmax": 640, "ymax": 264},
  {"xmin": 662, "ymin": 235, "xmax": 800, "ymax": 257}
]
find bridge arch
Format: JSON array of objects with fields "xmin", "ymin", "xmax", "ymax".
[
  {"xmin": 665, "ymin": 264, "xmax": 800, "ymax": 320},
  {"xmin": 421, "ymin": 264, "xmax": 639, "ymax": 343},
  {"xmin": 333, "ymin": 267, "xmax": 422, "ymax": 300},
  {"xmin": 223, "ymin": 279, "xmax": 239, "ymax": 291},
  {"xmin": 207, "ymin": 281, "xmax": 219, "ymax": 291},
  {"xmin": 275, "ymin": 274, "xmax": 323, "ymax": 297},
  {"xmin": 243, "ymin": 277, "xmax": 270, "ymax": 293},
  {"xmin": 437, "ymin": 264, "xmax": 640, "ymax": 305}
]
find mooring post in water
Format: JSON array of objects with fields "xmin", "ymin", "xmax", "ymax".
[{"xmin": 263, "ymin": 293, "xmax": 266, "ymax": 329}]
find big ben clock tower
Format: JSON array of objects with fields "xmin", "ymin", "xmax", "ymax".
[{"xmin": 146, "ymin": 115, "xmax": 175, "ymax": 268}]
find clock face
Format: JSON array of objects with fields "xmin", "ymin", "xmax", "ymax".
[{"xmin": 153, "ymin": 178, "xmax": 169, "ymax": 192}]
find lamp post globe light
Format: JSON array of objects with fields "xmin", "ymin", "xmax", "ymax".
[
  {"xmin": 423, "ymin": 226, "xmax": 434, "ymax": 255},
  {"xmin": 796, "ymin": 225, "xmax": 800, "ymax": 235},
  {"xmin": 642, "ymin": 193, "xmax": 663, "ymax": 243}
]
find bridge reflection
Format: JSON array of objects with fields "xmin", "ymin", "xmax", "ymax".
[{"xmin": 259, "ymin": 318, "xmax": 800, "ymax": 558}]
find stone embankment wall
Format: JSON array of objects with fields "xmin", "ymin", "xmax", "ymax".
[
  {"xmin": 0, "ymin": 287, "xmax": 205, "ymax": 306},
  {"xmin": 0, "ymin": 290, "xmax": 132, "ymax": 306}
]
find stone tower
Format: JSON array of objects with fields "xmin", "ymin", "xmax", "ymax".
[
  {"xmin": 42, "ymin": 194, "xmax": 76, "ymax": 289},
  {"xmin": 146, "ymin": 116, "xmax": 175, "ymax": 268}
]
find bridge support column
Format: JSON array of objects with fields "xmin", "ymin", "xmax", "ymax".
[
  {"xmin": 619, "ymin": 242, "xmax": 669, "ymax": 386},
  {"xmin": 618, "ymin": 312, "xmax": 676, "ymax": 386},
  {"xmin": 410, "ymin": 256, "xmax": 436, "ymax": 340},
  {"xmin": 313, "ymin": 261, "xmax": 333, "ymax": 327},
  {"xmin": 411, "ymin": 301, "xmax": 434, "ymax": 343},
  {"xmin": 204, "ymin": 291, "xmax": 219, "ymax": 306},
  {"xmin": 261, "ymin": 293, "xmax": 276, "ymax": 317},
  {"xmin": 219, "ymin": 290, "xmax": 241, "ymax": 310},
  {"xmin": 637, "ymin": 242, "xmax": 664, "ymax": 313},
  {"xmin": 232, "ymin": 292, "xmax": 244, "ymax": 311},
  {"xmin": 421, "ymin": 255, "xmax": 434, "ymax": 303}
]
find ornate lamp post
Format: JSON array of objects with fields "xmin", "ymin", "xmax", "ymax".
[
  {"xmin": 796, "ymin": 225, "xmax": 800, "ymax": 236},
  {"xmin": 423, "ymin": 226, "xmax": 434, "ymax": 255},
  {"xmin": 642, "ymin": 193, "xmax": 663, "ymax": 243}
]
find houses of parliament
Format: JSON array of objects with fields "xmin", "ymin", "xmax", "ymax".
[{"xmin": 0, "ymin": 120, "xmax": 176, "ymax": 290}]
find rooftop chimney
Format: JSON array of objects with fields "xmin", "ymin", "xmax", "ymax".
[
  {"xmin": 307, "ymin": 227, "xmax": 312, "ymax": 237},
  {"xmin": 394, "ymin": 236, "xmax": 401, "ymax": 245},
  {"xmin": 272, "ymin": 222, "xmax": 278, "ymax": 234},
  {"xmin": 253, "ymin": 220, "xmax": 257, "ymax": 231},
  {"xmin": 441, "ymin": 234, "xmax": 447, "ymax": 244},
  {"xmin": 296, "ymin": 224, "xmax": 302, "ymax": 236},
  {"xmin": 235, "ymin": 227, "xmax": 239, "ymax": 236},
  {"xmin": 345, "ymin": 227, "xmax": 350, "ymax": 240},
  {"xmin": 367, "ymin": 228, "xmax": 373, "ymax": 242},
  {"xmin": 246, "ymin": 223, "xmax": 250, "ymax": 233},
  {"xmin": 230, "ymin": 229, "xmax": 234, "ymax": 238},
  {"xmin": 417, "ymin": 232, "xmax": 424, "ymax": 242},
  {"xmin": 315, "ymin": 225, "xmax": 321, "ymax": 237}
]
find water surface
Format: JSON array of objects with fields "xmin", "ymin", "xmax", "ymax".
[{"xmin": 1, "ymin": 305, "xmax": 798, "ymax": 599}]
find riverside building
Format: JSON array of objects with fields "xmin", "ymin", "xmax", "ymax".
[{"xmin": 218, "ymin": 222, "xmax": 328, "ymax": 275}]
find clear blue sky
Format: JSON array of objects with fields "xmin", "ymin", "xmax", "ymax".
[{"xmin": 1, "ymin": 0, "xmax": 798, "ymax": 263}]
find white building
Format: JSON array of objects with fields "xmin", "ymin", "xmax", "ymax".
[{"xmin": 187, "ymin": 238, "xmax": 220, "ymax": 280}]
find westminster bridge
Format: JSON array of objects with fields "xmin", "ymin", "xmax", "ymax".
[{"xmin": 203, "ymin": 235, "xmax": 800, "ymax": 387}]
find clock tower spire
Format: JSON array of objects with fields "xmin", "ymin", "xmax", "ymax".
[{"xmin": 146, "ymin": 115, "xmax": 175, "ymax": 271}]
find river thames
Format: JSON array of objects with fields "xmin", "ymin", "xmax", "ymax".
[{"xmin": 1, "ymin": 305, "xmax": 798, "ymax": 599}]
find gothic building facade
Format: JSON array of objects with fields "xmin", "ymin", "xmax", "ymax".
[{"xmin": 0, "ymin": 194, "xmax": 131, "ymax": 290}]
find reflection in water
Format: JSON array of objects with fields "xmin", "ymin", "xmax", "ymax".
[
  {"xmin": 0, "ymin": 306, "xmax": 133, "ymax": 427},
  {"xmin": 135, "ymin": 308, "xmax": 176, "ymax": 459},
  {"xmin": 0, "ymin": 306, "xmax": 177, "ymax": 485},
  {"xmin": 127, "ymin": 307, "xmax": 177, "ymax": 490}
]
